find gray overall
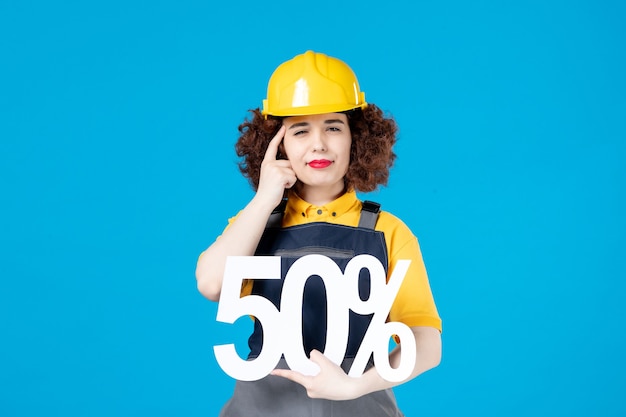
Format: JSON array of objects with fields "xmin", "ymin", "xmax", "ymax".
[{"xmin": 218, "ymin": 201, "xmax": 405, "ymax": 417}]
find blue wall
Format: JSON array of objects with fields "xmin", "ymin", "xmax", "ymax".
[{"xmin": 1, "ymin": 1, "xmax": 624, "ymax": 415}]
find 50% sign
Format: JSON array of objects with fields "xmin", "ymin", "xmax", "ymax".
[{"xmin": 213, "ymin": 254, "xmax": 416, "ymax": 382}]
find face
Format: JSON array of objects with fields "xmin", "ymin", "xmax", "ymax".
[{"xmin": 282, "ymin": 113, "xmax": 352, "ymax": 198}]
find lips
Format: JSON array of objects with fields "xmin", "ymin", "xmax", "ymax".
[{"xmin": 308, "ymin": 159, "xmax": 332, "ymax": 169}]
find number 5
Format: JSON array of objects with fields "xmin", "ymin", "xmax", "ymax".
[{"xmin": 213, "ymin": 256, "xmax": 283, "ymax": 381}]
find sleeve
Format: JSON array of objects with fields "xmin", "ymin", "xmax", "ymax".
[{"xmin": 382, "ymin": 215, "xmax": 442, "ymax": 332}]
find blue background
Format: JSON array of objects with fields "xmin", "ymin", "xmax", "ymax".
[{"xmin": 1, "ymin": 1, "xmax": 624, "ymax": 416}]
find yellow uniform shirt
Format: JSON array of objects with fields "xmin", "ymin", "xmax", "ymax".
[{"xmin": 233, "ymin": 190, "xmax": 442, "ymax": 332}]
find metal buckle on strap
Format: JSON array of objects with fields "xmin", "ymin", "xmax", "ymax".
[{"xmin": 358, "ymin": 200, "xmax": 381, "ymax": 230}]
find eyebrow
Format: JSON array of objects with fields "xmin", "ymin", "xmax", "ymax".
[{"xmin": 287, "ymin": 119, "xmax": 346, "ymax": 130}]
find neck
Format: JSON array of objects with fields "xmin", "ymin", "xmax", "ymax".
[{"xmin": 295, "ymin": 183, "xmax": 346, "ymax": 206}]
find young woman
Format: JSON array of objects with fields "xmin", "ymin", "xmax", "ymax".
[{"xmin": 196, "ymin": 50, "xmax": 442, "ymax": 416}]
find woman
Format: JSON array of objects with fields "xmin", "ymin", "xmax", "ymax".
[{"xmin": 196, "ymin": 50, "xmax": 442, "ymax": 416}]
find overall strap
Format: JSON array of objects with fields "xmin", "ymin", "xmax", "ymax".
[
  {"xmin": 358, "ymin": 200, "xmax": 381, "ymax": 230},
  {"xmin": 265, "ymin": 198, "xmax": 288, "ymax": 229}
]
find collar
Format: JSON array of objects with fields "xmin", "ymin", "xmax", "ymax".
[{"xmin": 284, "ymin": 189, "xmax": 360, "ymax": 222}]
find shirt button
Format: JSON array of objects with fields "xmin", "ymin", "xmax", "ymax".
[
  {"xmin": 332, "ymin": 212, "xmax": 336, "ymax": 217},
  {"xmin": 317, "ymin": 209, "xmax": 322, "ymax": 215},
  {"xmin": 301, "ymin": 212, "xmax": 305, "ymax": 217}
]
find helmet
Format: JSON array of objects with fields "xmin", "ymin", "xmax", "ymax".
[{"xmin": 262, "ymin": 50, "xmax": 367, "ymax": 117}]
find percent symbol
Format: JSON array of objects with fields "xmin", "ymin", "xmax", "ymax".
[{"xmin": 345, "ymin": 256, "xmax": 416, "ymax": 382}]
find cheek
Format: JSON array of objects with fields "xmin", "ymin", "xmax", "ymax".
[
  {"xmin": 282, "ymin": 138, "xmax": 303, "ymax": 161},
  {"xmin": 342, "ymin": 142, "xmax": 353, "ymax": 173},
  {"xmin": 336, "ymin": 143, "xmax": 352, "ymax": 172},
  {"xmin": 281, "ymin": 139, "xmax": 292, "ymax": 160},
  {"xmin": 341, "ymin": 138, "xmax": 352, "ymax": 161},
  {"xmin": 282, "ymin": 136, "xmax": 294, "ymax": 155}
]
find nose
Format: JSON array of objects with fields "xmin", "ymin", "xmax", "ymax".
[{"xmin": 311, "ymin": 128, "xmax": 327, "ymax": 152}]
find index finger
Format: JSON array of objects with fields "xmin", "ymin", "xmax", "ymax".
[
  {"xmin": 263, "ymin": 125, "xmax": 286, "ymax": 161},
  {"xmin": 271, "ymin": 368, "xmax": 310, "ymax": 385}
]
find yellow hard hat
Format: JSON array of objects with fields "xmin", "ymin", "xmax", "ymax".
[{"xmin": 262, "ymin": 50, "xmax": 367, "ymax": 117}]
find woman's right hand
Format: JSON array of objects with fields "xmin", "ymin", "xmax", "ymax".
[
  {"xmin": 255, "ymin": 125, "xmax": 297, "ymax": 209},
  {"xmin": 196, "ymin": 126, "xmax": 296, "ymax": 301}
]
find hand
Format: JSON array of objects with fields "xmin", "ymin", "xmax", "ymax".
[
  {"xmin": 271, "ymin": 350, "xmax": 361, "ymax": 401},
  {"xmin": 255, "ymin": 125, "xmax": 297, "ymax": 208}
]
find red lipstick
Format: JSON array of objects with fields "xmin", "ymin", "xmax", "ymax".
[{"xmin": 308, "ymin": 159, "xmax": 332, "ymax": 169}]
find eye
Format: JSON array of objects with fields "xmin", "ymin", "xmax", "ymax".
[
  {"xmin": 327, "ymin": 126, "xmax": 342, "ymax": 132},
  {"xmin": 293, "ymin": 129, "xmax": 307, "ymax": 136}
]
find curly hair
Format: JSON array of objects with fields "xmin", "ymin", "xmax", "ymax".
[{"xmin": 235, "ymin": 104, "xmax": 397, "ymax": 193}]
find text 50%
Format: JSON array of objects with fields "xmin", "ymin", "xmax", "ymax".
[{"xmin": 213, "ymin": 254, "xmax": 416, "ymax": 382}]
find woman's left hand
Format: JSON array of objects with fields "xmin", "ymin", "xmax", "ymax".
[{"xmin": 271, "ymin": 350, "xmax": 361, "ymax": 400}]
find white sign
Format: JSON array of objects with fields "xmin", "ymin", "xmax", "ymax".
[{"xmin": 213, "ymin": 254, "xmax": 416, "ymax": 382}]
